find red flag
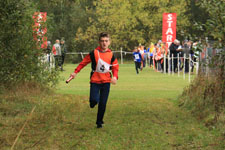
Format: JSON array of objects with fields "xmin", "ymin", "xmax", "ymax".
[
  {"xmin": 33, "ymin": 12, "xmax": 47, "ymax": 49},
  {"xmin": 162, "ymin": 13, "xmax": 177, "ymax": 49}
]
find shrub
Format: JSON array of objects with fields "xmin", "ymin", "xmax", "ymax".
[
  {"xmin": 179, "ymin": 50, "xmax": 225, "ymax": 128},
  {"xmin": 0, "ymin": 0, "xmax": 58, "ymax": 89}
]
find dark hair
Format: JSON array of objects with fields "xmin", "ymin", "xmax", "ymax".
[{"xmin": 99, "ymin": 32, "xmax": 110, "ymax": 41}]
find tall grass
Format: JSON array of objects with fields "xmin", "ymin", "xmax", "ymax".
[{"xmin": 179, "ymin": 52, "xmax": 225, "ymax": 140}]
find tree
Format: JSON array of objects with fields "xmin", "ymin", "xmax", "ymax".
[
  {"xmin": 74, "ymin": 0, "xmax": 189, "ymax": 51},
  {"xmin": 0, "ymin": 0, "xmax": 58, "ymax": 88},
  {"xmin": 34, "ymin": 0, "xmax": 96, "ymax": 52},
  {"xmin": 200, "ymin": 0, "xmax": 225, "ymax": 46}
]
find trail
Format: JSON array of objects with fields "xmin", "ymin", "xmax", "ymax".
[{"xmin": 54, "ymin": 64, "xmax": 221, "ymax": 149}]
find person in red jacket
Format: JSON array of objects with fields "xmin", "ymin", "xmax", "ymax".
[{"xmin": 69, "ymin": 32, "xmax": 119, "ymax": 128}]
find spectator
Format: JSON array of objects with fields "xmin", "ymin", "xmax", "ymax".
[
  {"xmin": 182, "ymin": 40, "xmax": 192, "ymax": 73},
  {"xmin": 155, "ymin": 40, "xmax": 163, "ymax": 72},
  {"xmin": 147, "ymin": 43, "xmax": 154, "ymax": 68},
  {"xmin": 60, "ymin": 39, "xmax": 67, "ymax": 71},
  {"xmin": 138, "ymin": 45, "xmax": 144, "ymax": 69},
  {"xmin": 143, "ymin": 46, "xmax": 147, "ymax": 68},
  {"xmin": 169, "ymin": 39, "xmax": 179, "ymax": 72},
  {"xmin": 153, "ymin": 43, "xmax": 158, "ymax": 70},
  {"xmin": 52, "ymin": 39, "xmax": 62, "ymax": 70},
  {"xmin": 45, "ymin": 41, "xmax": 51, "ymax": 64}
]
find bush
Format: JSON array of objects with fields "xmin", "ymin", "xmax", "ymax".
[
  {"xmin": 179, "ymin": 51, "xmax": 225, "ymax": 129},
  {"xmin": 0, "ymin": 0, "xmax": 58, "ymax": 89}
]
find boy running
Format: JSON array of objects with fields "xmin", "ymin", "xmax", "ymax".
[
  {"xmin": 133, "ymin": 47, "xmax": 142, "ymax": 74},
  {"xmin": 68, "ymin": 32, "xmax": 119, "ymax": 128}
]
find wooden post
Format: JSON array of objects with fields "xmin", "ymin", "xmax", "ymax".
[
  {"xmin": 178, "ymin": 54, "xmax": 180, "ymax": 77},
  {"xmin": 189, "ymin": 54, "xmax": 191, "ymax": 83},
  {"xmin": 164, "ymin": 54, "xmax": 166, "ymax": 74},
  {"xmin": 120, "ymin": 47, "xmax": 123, "ymax": 64},
  {"xmin": 50, "ymin": 53, "xmax": 55, "ymax": 69},
  {"xmin": 183, "ymin": 54, "xmax": 186, "ymax": 80},
  {"xmin": 172, "ymin": 54, "xmax": 174, "ymax": 76},
  {"xmin": 80, "ymin": 52, "xmax": 84, "ymax": 60},
  {"xmin": 168, "ymin": 55, "xmax": 170, "ymax": 75}
]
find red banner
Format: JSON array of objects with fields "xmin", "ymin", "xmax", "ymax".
[
  {"xmin": 162, "ymin": 13, "xmax": 176, "ymax": 49},
  {"xmin": 33, "ymin": 12, "xmax": 47, "ymax": 49}
]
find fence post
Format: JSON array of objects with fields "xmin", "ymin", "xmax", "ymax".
[
  {"xmin": 199, "ymin": 52, "xmax": 202, "ymax": 73},
  {"xmin": 172, "ymin": 54, "xmax": 174, "ymax": 76},
  {"xmin": 120, "ymin": 47, "xmax": 123, "ymax": 64},
  {"xmin": 164, "ymin": 54, "xmax": 166, "ymax": 74},
  {"xmin": 50, "ymin": 53, "xmax": 55, "ymax": 69},
  {"xmin": 80, "ymin": 52, "xmax": 84, "ymax": 60},
  {"xmin": 189, "ymin": 54, "xmax": 191, "ymax": 83},
  {"xmin": 183, "ymin": 54, "xmax": 186, "ymax": 80},
  {"xmin": 178, "ymin": 54, "xmax": 180, "ymax": 77},
  {"xmin": 168, "ymin": 55, "xmax": 170, "ymax": 75}
]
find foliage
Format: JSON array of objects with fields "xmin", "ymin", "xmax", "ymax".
[
  {"xmin": 179, "ymin": 69, "xmax": 225, "ymax": 127},
  {"xmin": 179, "ymin": 0, "xmax": 225, "ymax": 133},
  {"xmin": 184, "ymin": 0, "xmax": 209, "ymax": 41},
  {"xmin": 30, "ymin": 0, "xmax": 224, "ymax": 52},
  {"xmin": 199, "ymin": 0, "xmax": 225, "ymax": 47},
  {"xmin": 33, "ymin": 0, "xmax": 191, "ymax": 52},
  {"xmin": 0, "ymin": 0, "xmax": 59, "ymax": 88},
  {"xmin": 185, "ymin": 0, "xmax": 225, "ymax": 45},
  {"xmin": 34, "ymin": 0, "xmax": 96, "ymax": 52},
  {"xmin": 74, "ymin": 0, "xmax": 189, "ymax": 51}
]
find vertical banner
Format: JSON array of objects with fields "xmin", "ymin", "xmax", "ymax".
[
  {"xmin": 162, "ymin": 13, "xmax": 176, "ymax": 49},
  {"xmin": 33, "ymin": 12, "xmax": 47, "ymax": 49}
]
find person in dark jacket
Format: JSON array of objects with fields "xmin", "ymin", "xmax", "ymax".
[
  {"xmin": 60, "ymin": 39, "xmax": 67, "ymax": 71},
  {"xmin": 169, "ymin": 39, "xmax": 179, "ymax": 72},
  {"xmin": 182, "ymin": 40, "xmax": 192, "ymax": 73}
]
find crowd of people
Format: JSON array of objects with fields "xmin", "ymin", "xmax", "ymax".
[
  {"xmin": 133, "ymin": 39, "xmax": 198, "ymax": 74},
  {"xmin": 45, "ymin": 38, "xmax": 67, "ymax": 71},
  {"xmin": 43, "ymin": 37, "xmax": 197, "ymax": 74}
]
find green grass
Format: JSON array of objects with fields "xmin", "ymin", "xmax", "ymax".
[
  {"xmin": 0, "ymin": 64, "xmax": 224, "ymax": 150},
  {"xmin": 57, "ymin": 64, "xmax": 191, "ymax": 100}
]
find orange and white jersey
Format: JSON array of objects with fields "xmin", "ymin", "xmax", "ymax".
[
  {"xmin": 74, "ymin": 46, "xmax": 119, "ymax": 84},
  {"xmin": 95, "ymin": 50, "xmax": 112, "ymax": 73}
]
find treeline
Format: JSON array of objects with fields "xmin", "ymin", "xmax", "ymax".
[{"xmin": 33, "ymin": 0, "xmax": 213, "ymax": 51}]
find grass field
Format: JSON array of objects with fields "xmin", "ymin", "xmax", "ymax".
[
  {"xmin": 0, "ymin": 63, "xmax": 224, "ymax": 149},
  {"xmin": 57, "ymin": 63, "xmax": 191, "ymax": 100}
]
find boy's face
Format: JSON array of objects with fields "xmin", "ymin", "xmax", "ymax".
[{"xmin": 99, "ymin": 37, "xmax": 110, "ymax": 51}]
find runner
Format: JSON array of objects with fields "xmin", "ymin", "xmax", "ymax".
[
  {"xmin": 68, "ymin": 32, "xmax": 119, "ymax": 128},
  {"xmin": 133, "ymin": 47, "xmax": 142, "ymax": 74}
]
